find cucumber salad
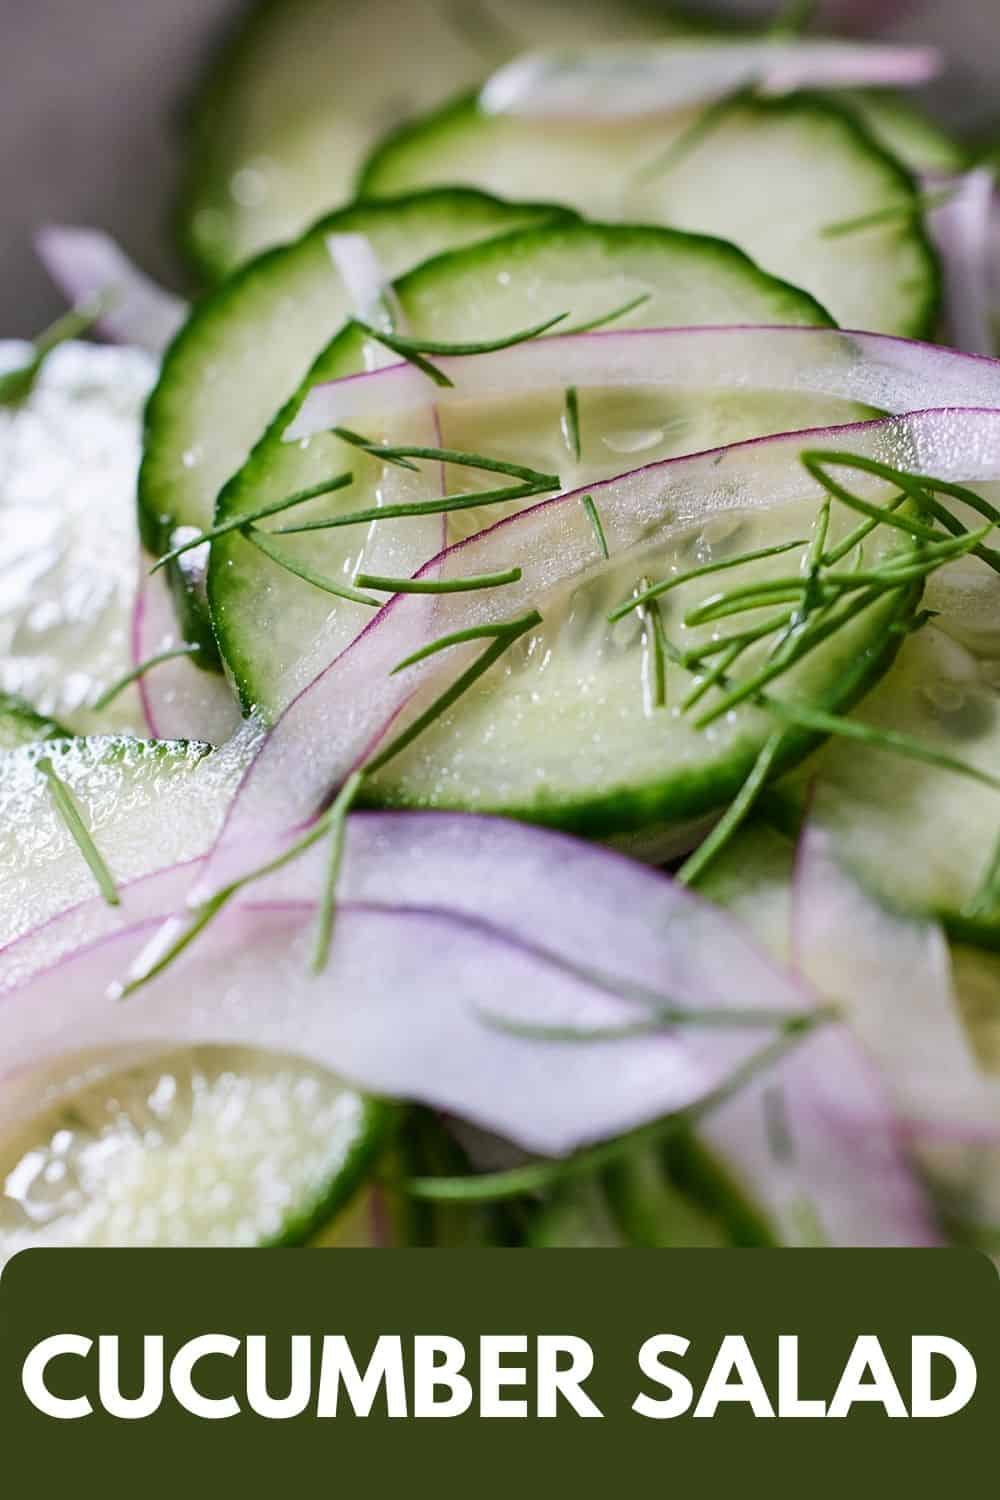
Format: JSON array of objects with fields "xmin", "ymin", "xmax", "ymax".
[{"xmin": 4, "ymin": 1, "xmax": 1000, "ymax": 1255}]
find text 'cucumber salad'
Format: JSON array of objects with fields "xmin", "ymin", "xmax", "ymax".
[{"xmin": 4, "ymin": 1, "xmax": 1000, "ymax": 1256}]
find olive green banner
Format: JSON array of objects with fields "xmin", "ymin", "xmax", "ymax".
[{"xmin": 0, "ymin": 1250, "xmax": 996, "ymax": 1493}]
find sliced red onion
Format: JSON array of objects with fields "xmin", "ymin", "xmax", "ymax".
[
  {"xmin": 793, "ymin": 820, "xmax": 1000, "ymax": 1139},
  {"xmin": 286, "ymin": 324, "xmax": 1000, "ymax": 443},
  {"xmin": 480, "ymin": 40, "xmax": 938, "ymax": 120},
  {"xmin": 132, "ymin": 562, "xmax": 241, "ymax": 745},
  {"xmin": 0, "ymin": 816, "xmax": 941, "ymax": 1236},
  {"xmin": 0, "ymin": 808, "xmax": 811, "ymax": 1010},
  {"xmin": 0, "ymin": 827, "xmax": 821, "ymax": 1156},
  {"xmin": 925, "ymin": 171, "xmax": 996, "ymax": 357},
  {"xmin": 197, "ymin": 406, "xmax": 1000, "ymax": 901},
  {"xmin": 700, "ymin": 1023, "xmax": 943, "ymax": 1246},
  {"xmin": 35, "ymin": 227, "xmax": 187, "ymax": 357}
]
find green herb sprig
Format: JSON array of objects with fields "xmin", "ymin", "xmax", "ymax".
[{"xmin": 38, "ymin": 756, "xmax": 119, "ymax": 907}]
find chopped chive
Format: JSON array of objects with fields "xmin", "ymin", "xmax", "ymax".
[
  {"xmin": 355, "ymin": 334, "xmax": 451, "ymax": 388},
  {"xmin": 150, "ymin": 471, "xmax": 354, "ymax": 572},
  {"xmin": 680, "ymin": 610, "xmax": 796, "ymax": 668},
  {"xmin": 763, "ymin": 699, "xmax": 1000, "ymax": 793},
  {"xmin": 117, "ymin": 793, "xmax": 350, "ymax": 1000},
  {"xmin": 481, "ymin": 1001, "xmax": 824, "ymax": 1043},
  {"xmin": 564, "ymin": 386, "xmax": 581, "ymax": 462},
  {"xmin": 822, "ymin": 494, "xmax": 908, "ymax": 566},
  {"xmin": 390, "ymin": 622, "xmax": 528, "ymax": 675},
  {"xmin": 581, "ymin": 495, "xmax": 609, "ymax": 559},
  {"xmin": 321, "ymin": 442, "xmax": 558, "ymax": 487},
  {"xmin": 677, "ymin": 731, "xmax": 785, "ymax": 886},
  {"xmin": 688, "ymin": 528, "xmax": 983, "ymax": 630},
  {"xmin": 312, "ymin": 770, "xmax": 364, "ymax": 974},
  {"xmin": 400, "ymin": 1029, "xmax": 814, "ymax": 1203},
  {"xmin": 637, "ymin": 578, "xmax": 668, "ymax": 712},
  {"xmin": 608, "ymin": 538, "xmax": 809, "ymax": 622},
  {"xmin": 355, "ymin": 312, "xmax": 569, "ymax": 385},
  {"xmin": 91, "ymin": 645, "xmax": 200, "ymax": 711},
  {"xmin": 685, "ymin": 585, "xmax": 810, "ymax": 628},
  {"xmin": 634, "ymin": 81, "xmax": 758, "ymax": 186},
  {"xmin": 243, "ymin": 529, "xmax": 381, "ymax": 607},
  {"xmin": 915, "ymin": 493, "xmax": 1000, "ymax": 570},
  {"xmin": 356, "ymin": 566, "xmax": 522, "ymax": 595},
  {"xmin": 681, "ymin": 637, "xmax": 752, "ymax": 712},
  {"xmin": 365, "ymin": 611, "xmax": 542, "ymax": 775},
  {"xmin": 38, "ymin": 757, "xmax": 119, "ymax": 907},
  {"xmin": 803, "ymin": 457, "xmax": 942, "ymax": 542},
  {"xmin": 272, "ymin": 478, "xmax": 556, "ymax": 535},
  {"xmin": 361, "ymin": 311, "xmax": 569, "ymax": 357},
  {"xmin": 562, "ymin": 292, "xmax": 653, "ymax": 335},
  {"xmin": 803, "ymin": 451, "xmax": 1000, "ymax": 576},
  {"xmin": 331, "ymin": 427, "xmax": 420, "ymax": 471},
  {"xmin": 692, "ymin": 585, "xmax": 903, "ymax": 730},
  {"xmin": 820, "ymin": 186, "xmax": 957, "ymax": 239},
  {"xmin": 0, "ymin": 299, "xmax": 109, "ymax": 405}
]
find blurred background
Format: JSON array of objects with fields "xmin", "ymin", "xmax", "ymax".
[{"xmin": 1, "ymin": 0, "xmax": 996, "ymax": 334}]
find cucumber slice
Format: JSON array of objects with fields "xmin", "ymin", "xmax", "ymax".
[
  {"xmin": 180, "ymin": 0, "xmax": 677, "ymax": 280},
  {"xmin": 209, "ymin": 219, "xmax": 834, "ymax": 717},
  {"xmin": 0, "ymin": 732, "xmax": 252, "ymax": 955},
  {"xmin": 0, "ymin": 1047, "xmax": 394, "ymax": 1255},
  {"xmin": 839, "ymin": 90, "xmax": 967, "ymax": 174},
  {"xmin": 0, "ymin": 341, "xmax": 156, "ymax": 735},
  {"xmin": 141, "ymin": 189, "xmax": 568, "ymax": 654},
  {"xmin": 359, "ymin": 463, "xmax": 912, "ymax": 838},
  {"xmin": 360, "ymin": 91, "xmax": 939, "ymax": 337},
  {"xmin": 0, "ymin": 693, "xmax": 65, "ymax": 749},
  {"xmin": 773, "ymin": 624, "xmax": 1000, "ymax": 949}
]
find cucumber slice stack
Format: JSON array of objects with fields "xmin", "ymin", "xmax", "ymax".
[
  {"xmin": 207, "ymin": 218, "xmax": 834, "ymax": 717},
  {"xmin": 5, "ymin": 11, "xmax": 999, "ymax": 1251},
  {"xmin": 142, "ymin": 188, "xmax": 568, "ymax": 654},
  {"xmin": 181, "ymin": 0, "xmax": 680, "ymax": 279}
]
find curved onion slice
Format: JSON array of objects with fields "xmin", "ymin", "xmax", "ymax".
[
  {"xmin": 0, "ymin": 815, "xmax": 938, "ymax": 1239},
  {"xmin": 0, "ymin": 822, "xmax": 823, "ymax": 1157},
  {"xmin": 286, "ymin": 325, "xmax": 1000, "ymax": 442},
  {"xmin": 35, "ymin": 227, "xmax": 187, "ymax": 357},
  {"xmin": 132, "ymin": 564, "xmax": 241, "ymax": 745},
  {"xmin": 4, "ymin": 811, "xmax": 809, "ymax": 1003},
  {"xmin": 196, "ymin": 406, "xmax": 1000, "ymax": 902},
  {"xmin": 926, "ymin": 171, "xmax": 996, "ymax": 357},
  {"xmin": 480, "ymin": 40, "xmax": 939, "ymax": 120},
  {"xmin": 793, "ymin": 820, "xmax": 1000, "ymax": 1139}
]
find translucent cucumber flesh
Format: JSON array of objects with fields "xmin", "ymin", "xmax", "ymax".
[
  {"xmin": 361, "ymin": 96, "xmax": 938, "ymax": 336},
  {"xmin": 216, "ymin": 383, "xmax": 865, "ymax": 719},
  {"xmin": 0, "ymin": 342, "xmax": 155, "ymax": 734},
  {"xmin": 789, "ymin": 623, "xmax": 1000, "ymax": 940},
  {"xmin": 183, "ymin": 0, "xmax": 676, "ymax": 277},
  {"xmin": 0, "ymin": 1048, "xmax": 372, "ymax": 1256},
  {"xmin": 366, "ymin": 496, "xmax": 910, "ymax": 832},
  {"xmin": 209, "ymin": 220, "xmax": 835, "ymax": 718},
  {"xmin": 0, "ymin": 730, "xmax": 255, "ymax": 954}
]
